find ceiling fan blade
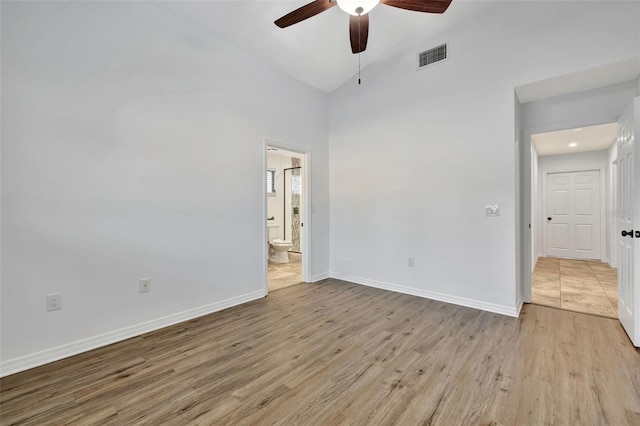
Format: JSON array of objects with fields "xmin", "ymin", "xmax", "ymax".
[
  {"xmin": 349, "ymin": 14, "xmax": 369, "ymax": 54},
  {"xmin": 274, "ymin": 0, "xmax": 336, "ymax": 28},
  {"xmin": 380, "ymin": 0, "xmax": 452, "ymax": 14}
]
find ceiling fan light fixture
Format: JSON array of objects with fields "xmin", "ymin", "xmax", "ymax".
[{"xmin": 336, "ymin": 0, "xmax": 380, "ymax": 16}]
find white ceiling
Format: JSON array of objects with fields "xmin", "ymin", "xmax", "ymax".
[
  {"xmin": 152, "ymin": 2, "xmax": 639, "ymax": 95},
  {"xmin": 267, "ymin": 146, "xmax": 304, "ymax": 159},
  {"xmin": 532, "ymin": 123, "xmax": 618, "ymax": 156},
  {"xmin": 151, "ymin": 0, "xmax": 464, "ymax": 93}
]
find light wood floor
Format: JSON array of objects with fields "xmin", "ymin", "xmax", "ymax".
[
  {"xmin": 2, "ymin": 279, "xmax": 639, "ymax": 425},
  {"xmin": 532, "ymin": 257, "xmax": 618, "ymax": 318},
  {"xmin": 268, "ymin": 252, "xmax": 302, "ymax": 291}
]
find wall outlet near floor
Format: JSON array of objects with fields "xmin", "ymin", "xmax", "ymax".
[
  {"xmin": 47, "ymin": 293, "xmax": 62, "ymax": 311},
  {"xmin": 140, "ymin": 278, "xmax": 151, "ymax": 293},
  {"xmin": 408, "ymin": 257, "xmax": 415, "ymax": 267}
]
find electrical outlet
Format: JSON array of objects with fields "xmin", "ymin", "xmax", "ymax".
[
  {"xmin": 140, "ymin": 278, "xmax": 151, "ymax": 293},
  {"xmin": 486, "ymin": 204, "xmax": 500, "ymax": 217},
  {"xmin": 408, "ymin": 257, "xmax": 415, "ymax": 267},
  {"xmin": 47, "ymin": 293, "xmax": 62, "ymax": 311}
]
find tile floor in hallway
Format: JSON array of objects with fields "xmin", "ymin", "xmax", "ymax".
[
  {"xmin": 268, "ymin": 252, "xmax": 302, "ymax": 291},
  {"xmin": 531, "ymin": 257, "xmax": 618, "ymax": 318}
]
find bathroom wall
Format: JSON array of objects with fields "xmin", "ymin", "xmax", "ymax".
[
  {"xmin": 289, "ymin": 158, "xmax": 302, "ymax": 252},
  {"xmin": 267, "ymin": 152, "xmax": 292, "ymax": 241}
]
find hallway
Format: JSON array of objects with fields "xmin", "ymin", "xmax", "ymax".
[{"xmin": 531, "ymin": 257, "xmax": 618, "ymax": 318}]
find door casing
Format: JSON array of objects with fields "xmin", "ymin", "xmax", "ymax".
[{"xmin": 263, "ymin": 139, "xmax": 312, "ymax": 294}]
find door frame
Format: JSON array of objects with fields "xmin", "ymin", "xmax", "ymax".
[
  {"xmin": 541, "ymin": 167, "xmax": 605, "ymax": 259},
  {"xmin": 521, "ymin": 119, "xmax": 618, "ymax": 303},
  {"xmin": 263, "ymin": 139, "xmax": 312, "ymax": 294}
]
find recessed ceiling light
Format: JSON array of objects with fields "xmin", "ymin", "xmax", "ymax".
[
  {"xmin": 573, "ymin": 128, "xmax": 583, "ymax": 132},
  {"xmin": 569, "ymin": 142, "xmax": 578, "ymax": 147}
]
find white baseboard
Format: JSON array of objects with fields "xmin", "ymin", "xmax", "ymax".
[
  {"xmin": 330, "ymin": 273, "xmax": 519, "ymax": 318},
  {"xmin": 0, "ymin": 290, "xmax": 265, "ymax": 378},
  {"xmin": 311, "ymin": 272, "xmax": 330, "ymax": 282}
]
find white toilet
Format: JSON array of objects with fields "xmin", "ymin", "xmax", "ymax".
[{"xmin": 269, "ymin": 239, "xmax": 293, "ymax": 263}]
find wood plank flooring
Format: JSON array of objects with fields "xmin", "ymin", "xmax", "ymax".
[
  {"xmin": 2, "ymin": 279, "xmax": 639, "ymax": 425},
  {"xmin": 532, "ymin": 257, "xmax": 618, "ymax": 318}
]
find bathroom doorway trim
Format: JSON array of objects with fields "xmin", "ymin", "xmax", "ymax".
[{"xmin": 263, "ymin": 139, "xmax": 312, "ymax": 294}]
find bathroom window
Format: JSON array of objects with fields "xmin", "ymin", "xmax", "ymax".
[{"xmin": 267, "ymin": 169, "xmax": 276, "ymax": 195}]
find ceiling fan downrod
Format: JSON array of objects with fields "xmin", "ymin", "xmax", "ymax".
[
  {"xmin": 357, "ymin": 7, "xmax": 363, "ymax": 85},
  {"xmin": 273, "ymin": 0, "xmax": 454, "ymax": 86}
]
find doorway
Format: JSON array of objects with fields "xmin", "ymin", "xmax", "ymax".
[
  {"xmin": 264, "ymin": 142, "xmax": 310, "ymax": 293},
  {"xmin": 515, "ymin": 70, "xmax": 640, "ymax": 346},
  {"xmin": 527, "ymin": 125, "xmax": 618, "ymax": 318}
]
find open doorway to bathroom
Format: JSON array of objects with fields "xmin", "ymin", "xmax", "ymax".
[{"xmin": 266, "ymin": 145, "xmax": 306, "ymax": 292}]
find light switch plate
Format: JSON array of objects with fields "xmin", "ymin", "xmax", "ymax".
[{"xmin": 486, "ymin": 204, "xmax": 500, "ymax": 217}]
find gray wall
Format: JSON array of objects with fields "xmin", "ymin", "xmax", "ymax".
[
  {"xmin": 521, "ymin": 80, "xmax": 637, "ymax": 132},
  {"xmin": 1, "ymin": 1, "xmax": 330, "ymax": 374}
]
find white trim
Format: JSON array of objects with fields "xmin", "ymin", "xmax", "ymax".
[
  {"xmin": 0, "ymin": 290, "xmax": 265, "ymax": 377},
  {"xmin": 266, "ymin": 168, "xmax": 277, "ymax": 196},
  {"xmin": 311, "ymin": 272, "xmax": 330, "ymax": 282},
  {"xmin": 516, "ymin": 298, "xmax": 524, "ymax": 317},
  {"xmin": 330, "ymin": 273, "xmax": 519, "ymax": 318}
]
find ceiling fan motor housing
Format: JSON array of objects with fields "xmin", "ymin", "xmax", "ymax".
[
  {"xmin": 336, "ymin": 0, "xmax": 380, "ymax": 16},
  {"xmin": 274, "ymin": 0, "xmax": 453, "ymax": 54}
]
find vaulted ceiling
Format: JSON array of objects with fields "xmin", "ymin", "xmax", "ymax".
[
  {"xmin": 152, "ymin": 1, "xmax": 469, "ymax": 93},
  {"xmin": 152, "ymin": 1, "xmax": 639, "ymax": 98}
]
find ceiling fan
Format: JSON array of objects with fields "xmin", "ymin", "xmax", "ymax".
[{"xmin": 274, "ymin": 0, "xmax": 453, "ymax": 54}]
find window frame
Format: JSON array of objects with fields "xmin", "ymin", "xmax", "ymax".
[{"xmin": 267, "ymin": 169, "xmax": 277, "ymax": 196}]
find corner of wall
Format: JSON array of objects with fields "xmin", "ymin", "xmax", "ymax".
[{"xmin": 329, "ymin": 273, "xmax": 520, "ymax": 318}]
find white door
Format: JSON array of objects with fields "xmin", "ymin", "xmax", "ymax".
[
  {"xmin": 617, "ymin": 98, "xmax": 640, "ymax": 347},
  {"xmin": 545, "ymin": 170, "xmax": 601, "ymax": 259}
]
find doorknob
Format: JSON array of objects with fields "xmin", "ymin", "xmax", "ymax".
[
  {"xmin": 547, "ymin": 217, "xmax": 552, "ymax": 221},
  {"xmin": 621, "ymin": 229, "xmax": 634, "ymax": 238}
]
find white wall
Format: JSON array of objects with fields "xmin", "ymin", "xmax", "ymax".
[
  {"xmin": 328, "ymin": 1, "xmax": 639, "ymax": 315},
  {"xmin": 537, "ymin": 150, "xmax": 611, "ymax": 259},
  {"xmin": 1, "ymin": 2, "xmax": 330, "ymax": 374},
  {"xmin": 531, "ymin": 144, "xmax": 540, "ymax": 269}
]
